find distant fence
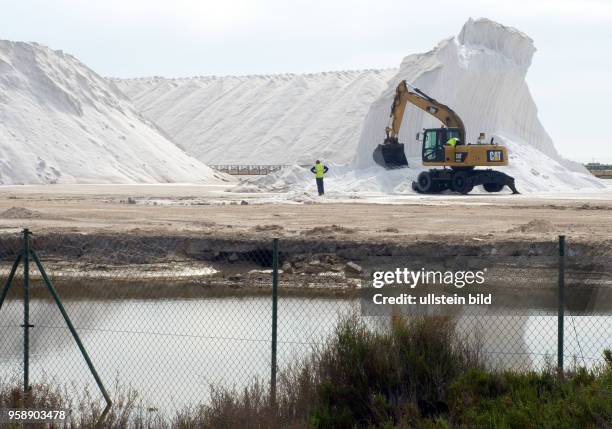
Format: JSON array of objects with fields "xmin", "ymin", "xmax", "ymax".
[
  {"xmin": 0, "ymin": 231, "xmax": 611, "ymax": 415},
  {"xmin": 585, "ymin": 163, "xmax": 612, "ymax": 178},
  {"xmin": 208, "ymin": 164, "xmax": 287, "ymax": 175}
]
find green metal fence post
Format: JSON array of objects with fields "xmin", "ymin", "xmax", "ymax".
[
  {"xmin": 557, "ymin": 235, "xmax": 565, "ymax": 373},
  {"xmin": 23, "ymin": 228, "xmax": 31, "ymax": 393},
  {"xmin": 271, "ymin": 238, "xmax": 279, "ymax": 405},
  {"xmin": 30, "ymin": 248, "xmax": 112, "ymax": 415}
]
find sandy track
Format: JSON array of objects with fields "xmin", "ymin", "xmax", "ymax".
[{"xmin": 1, "ymin": 184, "xmax": 611, "ymax": 244}]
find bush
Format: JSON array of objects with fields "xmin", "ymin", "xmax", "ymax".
[
  {"xmin": 309, "ymin": 316, "xmax": 480, "ymax": 428},
  {"xmin": 448, "ymin": 365, "xmax": 612, "ymax": 428}
]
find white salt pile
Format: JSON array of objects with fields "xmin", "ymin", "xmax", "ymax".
[
  {"xmin": 115, "ymin": 69, "xmax": 396, "ymax": 165},
  {"xmin": 0, "ymin": 41, "xmax": 222, "ymax": 185}
]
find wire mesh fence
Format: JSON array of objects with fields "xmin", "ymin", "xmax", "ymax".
[
  {"xmin": 0, "ymin": 230, "xmax": 610, "ymax": 416},
  {"xmin": 0, "ymin": 232, "xmax": 277, "ymax": 413}
]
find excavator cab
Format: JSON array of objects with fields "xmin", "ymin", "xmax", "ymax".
[{"xmin": 421, "ymin": 127, "xmax": 461, "ymax": 162}]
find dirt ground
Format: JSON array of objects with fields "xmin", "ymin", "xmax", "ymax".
[
  {"xmin": 0, "ymin": 184, "xmax": 610, "ymax": 300},
  {"xmin": 0, "ymin": 183, "xmax": 611, "ymax": 245}
]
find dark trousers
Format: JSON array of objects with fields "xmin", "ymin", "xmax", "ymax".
[{"xmin": 316, "ymin": 178, "xmax": 325, "ymax": 195}]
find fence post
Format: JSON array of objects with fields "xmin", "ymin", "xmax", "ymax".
[
  {"xmin": 23, "ymin": 228, "xmax": 31, "ymax": 394},
  {"xmin": 0, "ymin": 229, "xmax": 111, "ymax": 420},
  {"xmin": 30, "ymin": 247, "xmax": 113, "ymax": 422},
  {"xmin": 557, "ymin": 235, "xmax": 565, "ymax": 373},
  {"xmin": 271, "ymin": 238, "xmax": 279, "ymax": 405}
]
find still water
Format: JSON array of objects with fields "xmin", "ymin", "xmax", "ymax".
[{"xmin": 0, "ymin": 297, "xmax": 610, "ymax": 412}]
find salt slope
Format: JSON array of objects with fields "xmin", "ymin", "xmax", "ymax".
[
  {"xmin": 354, "ymin": 18, "xmax": 603, "ymax": 192},
  {"xmin": 253, "ymin": 135, "xmax": 602, "ymax": 197},
  {"xmin": 0, "ymin": 40, "xmax": 222, "ymax": 184},
  {"xmin": 115, "ymin": 69, "xmax": 396, "ymax": 165}
]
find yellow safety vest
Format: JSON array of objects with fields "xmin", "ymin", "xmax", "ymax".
[
  {"xmin": 314, "ymin": 163, "xmax": 325, "ymax": 178},
  {"xmin": 447, "ymin": 138, "xmax": 458, "ymax": 147}
]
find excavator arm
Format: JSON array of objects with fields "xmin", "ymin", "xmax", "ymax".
[
  {"xmin": 373, "ymin": 80, "xmax": 467, "ymax": 168},
  {"xmin": 387, "ymin": 80, "xmax": 465, "ymax": 143}
]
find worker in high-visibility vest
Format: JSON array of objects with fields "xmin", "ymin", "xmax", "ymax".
[
  {"xmin": 446, "ymin": 137, "xmax": 459, "ymax": 147},
  {"xmin": 310, "ymin": 160, "xmax": 329, "ymax": 196}
]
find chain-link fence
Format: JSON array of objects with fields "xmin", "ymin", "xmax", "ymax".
[{"xmin": 0, "ymin": 230, "xmax": 610, "ymax": 416}]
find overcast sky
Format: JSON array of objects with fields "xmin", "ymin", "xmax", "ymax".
[{"xmin": 1, "ymin": 0, "xmax": 610, "ymax": 163}]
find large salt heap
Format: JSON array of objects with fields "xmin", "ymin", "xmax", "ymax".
[
  {"xmin": 353, "ymin": 18, "xmax": 602, "ymax": 192},
  {"xmin": 115, "ymin": 69, "xmax": 396, "ymax": 165},
  {"xmin": 0, "ymin": 41, "xmax": 221, "ymax": 184}
]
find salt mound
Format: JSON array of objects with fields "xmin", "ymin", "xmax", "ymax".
[
  {"xmin": 115, "ymin": 70, "xmax": 396, "ymax": 165},
  {"xmin": 352, "ymin": 18, "xmax": 604, "ymax": 193},
  {"xmin": 247, "ymin": 162, "xmax": 421, "ymax": 195},
  {"xmin": 0, "ymin": 40, "xmax": 222, "ymax": 184},
  {"xmin": 247, "ymin": 164, "xmax": 314, "ymax": 191},
  {"xmin": 0, "ymin": 207, "xmax": 41, "ymax": 219}
]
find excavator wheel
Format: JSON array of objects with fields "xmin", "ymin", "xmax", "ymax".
[
  {"xmin": 451, "ymin": 171, "xmax": 472, "ymax": 194},
  {"xmin": 416, "ymin": 171, "xmax": 433, "ymax": 193}
]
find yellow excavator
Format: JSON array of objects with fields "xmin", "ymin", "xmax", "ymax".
[{"xmin": 373, "ymin": 80, "xmax": 519, "ymax": 194}]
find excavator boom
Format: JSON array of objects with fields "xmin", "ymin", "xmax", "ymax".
[{"xmin": 390, "ymin": 81, "xmax": 465, "ymax": 143}]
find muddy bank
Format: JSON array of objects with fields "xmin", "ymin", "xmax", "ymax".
[
  {"xmin": 1, "ymin": 231, "xmax": 610, "ymax": 263},
  {"xmin": 0, "ymin": 232, "xmax": 610, "ymax": 299}
]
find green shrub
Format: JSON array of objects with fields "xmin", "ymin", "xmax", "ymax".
[
  {"xmin": 448, "ymin": 363, "xmax": 612, "ymax": 429},
  {"xmin": 308, "ymin": 315, "xmax": 479, "ymax": 428}
]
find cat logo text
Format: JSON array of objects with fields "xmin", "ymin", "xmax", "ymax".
[{"xmin": 487, "ymin": 150, "xmax": 504, "ymax": 162}]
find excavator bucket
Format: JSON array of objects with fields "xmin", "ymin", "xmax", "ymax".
[{"xmin": 373, "ymin": 141, "xmax": 409, "ymax": 168}]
